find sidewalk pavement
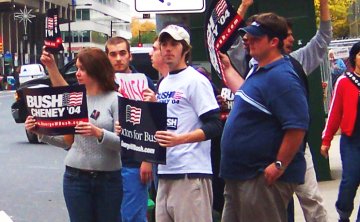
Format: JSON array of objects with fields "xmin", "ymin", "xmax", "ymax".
[{"xmin": 294, "ymin": 134, "xmax": 360, "ymax": 221}]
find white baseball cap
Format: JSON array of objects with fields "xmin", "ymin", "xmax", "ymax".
[{"xmin": 159, "ymin": 25, "xmax": 190, "ymax": 45}]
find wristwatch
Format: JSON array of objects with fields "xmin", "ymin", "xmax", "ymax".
[{"xmin": 275, "ymin": 160, "xmax": 285, "ymax": 171}]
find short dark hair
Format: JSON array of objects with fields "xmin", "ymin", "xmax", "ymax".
[
  {"xmin": 286, "ymin": 19, "xmax": 293, "ymax": 30},
  {"xmin": 77, "ymin": 48, "xmax": 115, "ymax": 92},
  {"xmin": 159, "ymin": 33, "xmax": 192, "ymax": 62},
  {"xmin": 246, "ymin": 14, "xmax": 258, "ymax": 25},
  {"xmin": 349, "ymin": 41, "xmax": 360, "ymax": 68},
  {"xmin": 255, "ymin": 12, "xmax": 288, "ymax": 50},
  {"xmin": 105, "ymin": 37, "xmax": 130, "ymax": 54}
]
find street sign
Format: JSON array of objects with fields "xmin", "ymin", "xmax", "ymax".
[{"xmin": 135, "ymin": 0, "xmax": 205, "ymax": 13}]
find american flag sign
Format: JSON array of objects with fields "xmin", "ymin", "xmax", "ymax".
[
  {"xmin": 63, "ymin": 92, "xmax": 83, "ymax": 107},
  {"xmin": 215, "ymin": 0, "xmax": 227, "ymax": 17},
  {"xmin": 126, "ymin": 105, "xmax": 142, "ymax": 125},
  {"xmin": 173, "ymin": 91, "xmax": 183, "ymax": 100}
]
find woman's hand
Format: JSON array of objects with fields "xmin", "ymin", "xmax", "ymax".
[
  {"xmin": 75, "ymin": 121, "xmax": 103, "ymax": 140},
  {"xmin": 40, "ymin": 47, "xmax": 57, "ymax": 70},
  {"xmin": 115, "ymin": 121, "xmax": 122, "ymax": 136},
  {"xmin": 25, "ymin": 116, "xmax": 39, "ymax": 134},
  {"xmin": 320, "ymin": 145, "xmax": 330, "ymax": 158}
]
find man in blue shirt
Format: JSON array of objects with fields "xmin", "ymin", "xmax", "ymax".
[{"xmin": 220, "ymin": 12, "xmax": 309, "ymax": 222}]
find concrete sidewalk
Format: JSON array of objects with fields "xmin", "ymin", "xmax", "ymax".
[{"xmin": 294, "ymin": 134, "xmax": 360, "ymax": 221}]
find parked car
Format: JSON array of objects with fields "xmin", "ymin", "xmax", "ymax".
[
  {"xmin": 11, "ymin": 60, "xmax": 77, "ymax": 143},
  {"xmin": 18, "ymin": 64, "xmax": 47, "ymax": 85},
  {"xmin": 11, "ymin": 47, "xmax": 159, "ymax": 144}
]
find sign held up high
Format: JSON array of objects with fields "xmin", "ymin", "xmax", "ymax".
[{"xmin": 135, "ymin": 0, "xmax": 205, "ymax": 13}]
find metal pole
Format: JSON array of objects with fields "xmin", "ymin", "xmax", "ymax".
[
  {"xmin": 110, "ymin": 21, "xmax": 112, "ymax": 37},
  {"xmin": 68, "ymin": 4, "xmax": 72, "ymax": 60}
]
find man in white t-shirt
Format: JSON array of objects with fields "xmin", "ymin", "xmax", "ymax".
[{"xmin": 153, "ymin": 25, "xmax": 222, "ymax": 222}]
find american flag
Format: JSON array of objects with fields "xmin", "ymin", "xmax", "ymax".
[
  {"xmin": 215, "ymin": 0, "xmax": 227, "ymax": 17},
  {"xmin": 63, "ymin": 92, "xmax": 83, "ymax": 106},
  {"xmin": 172, "ymin": 91, "xmax": 183, "ymax": 100},
  {"xmin": 126, "ymin": 105, "xmax": 142, "ymax": 125}
]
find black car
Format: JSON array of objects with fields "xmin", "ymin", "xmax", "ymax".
[{"xmin": 11, "ymin": 60, "xmax": 78, "ymax": 143}]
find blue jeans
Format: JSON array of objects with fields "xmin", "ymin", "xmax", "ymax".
[
  {"xmin": 121, "ymin": 167, "xmax": 148, "ymax": 222},
  {"xmin": 336, "ymin": 135, "xmax": 360, "ymax": 221},
  {"xmin": 63, "ymin": 166, "xmax": 123, "ymax": 222}
]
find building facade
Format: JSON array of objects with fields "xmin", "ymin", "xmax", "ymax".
[
  {"xmin": 0, "ymin": 0, "xmax": 131, "ymax": 73},
  {"xmin": 59, "ymin": 0, "xmax": 131, "ymax": 59},
  {"xmin": 0, "ymin": 0, "xmax": 75, "ymax": 70}
]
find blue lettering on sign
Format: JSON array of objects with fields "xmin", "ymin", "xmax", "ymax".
[
  {"xmin": 167, "ymin": 117, "xmax": 178, "ymax": 130},
  {"xmin": 159, "ymin": 0, "xmax": 164, "ymax": 2}
]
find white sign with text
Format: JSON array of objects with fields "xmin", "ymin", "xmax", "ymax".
[
  {"xmin": 115, "ymin": 73, "xmax": 149, "ymax": 101},
  {"xmin": 135, "ymin": 0, "xmax": 205, "ymax": 13}
]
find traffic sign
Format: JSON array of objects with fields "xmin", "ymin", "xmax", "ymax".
[{"xmin": 135, "ymin": 0, "xmax": 205, "ymax": 13}]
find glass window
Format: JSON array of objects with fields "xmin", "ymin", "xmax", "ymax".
[
  {"xmin": 73, "ymin": 32, "xmax": 79, "ymax": 42},
  {"xmin": 76, "ymin": 9, "xmax": 81, "ymax": 20},
  {"xmin": 82, "ymin": 31, "xmax": 90, "ymax": 42},
  {"xmin": 82, "ymin": 9, "xmax": 90, "ymax": 20}
]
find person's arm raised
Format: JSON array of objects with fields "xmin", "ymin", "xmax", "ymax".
[
  {"xmin": 320, "ymin": 0, "xmax": 330, "ymax": 22},
  {"xmin": 219, "ymin": 52, "xmax": 245, "ymax": 93},
  {"xmin": 237, "ymin": 0, "xmax": 253, "ymax": 18},
  {"xmin": 40, "ymin": 47, "xmax": 68, "ymax": 87}
]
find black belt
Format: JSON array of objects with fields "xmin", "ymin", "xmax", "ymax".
[{"xmin": 65, "ymin": 166, "xmax": 118, "ymax": 178}]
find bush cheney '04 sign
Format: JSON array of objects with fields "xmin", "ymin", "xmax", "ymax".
[
  {"xmin": 135, "ymin": 0, "xmax": 205, "ymax": 13},
  {"xmin": 23, "ymin": 85, "xmax": 88, "ymax": 135}
]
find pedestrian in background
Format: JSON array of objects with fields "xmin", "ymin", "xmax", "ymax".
[
  {"xmin": 321, "ymin": 41, "xmax": 360, "ymax": 222},
  {"xmin": 329, "ymin": 49, "xmax": 347, "ymax": 88}
]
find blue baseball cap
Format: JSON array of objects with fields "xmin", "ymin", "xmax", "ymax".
[{"xmin": 240, "ymin": 21, "xmax": 271, "ymax": 37}]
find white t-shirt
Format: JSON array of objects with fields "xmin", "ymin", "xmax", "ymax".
[{"xmin": 156, "ymin": 66, "xmax": 219, "ymax": 174}]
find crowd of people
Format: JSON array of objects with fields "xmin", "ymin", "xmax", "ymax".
[{"xmin": 22, "ymin": 0, "xmax": 360, "ymax": 221}]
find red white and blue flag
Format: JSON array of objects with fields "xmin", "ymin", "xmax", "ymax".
[
  {"xmin": 126, "ymin": 105, "xmax": 142, "ymax": 125},
  {"xmin": 63, "ymin": 92, "xmax": 83, "ymax": 107},
  {"xmin": 172, "ymin": 91, "xmax": 183, "ymax": 100},
  {"xmin": 215, "ymin": 0, "xmax": 227, "ymax": 16}
]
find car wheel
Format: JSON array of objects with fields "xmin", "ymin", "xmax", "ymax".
[{"xmin": 25, "ymin": 129, "xmax": 40, "ymax": 144}]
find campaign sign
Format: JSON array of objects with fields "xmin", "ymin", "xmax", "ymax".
[
  {"xmin": 115, "ymin": 73, "xmax": 148, "ymax": 101},
  {"xmin": 119, "ymin": 97, "xmax": 167, "ymax": 164},
  {"xmin": 205, "ymin": 0, "xmax": 244, "ymax": 80},
  {"xmin": 23, "ymin": 85, "xmax": 88, "ymax": 135},
  {"xmin": 44, "ymin": 8, "xmax": 64, "ymax": 54}
]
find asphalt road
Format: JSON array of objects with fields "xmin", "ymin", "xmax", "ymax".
[{"xmin": 0, "ymin": 90, "xmax": 69, "ymax": 222}]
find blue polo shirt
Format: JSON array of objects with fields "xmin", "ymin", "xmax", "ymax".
[{"xmin": 220, "ymin": 57, "xmax": 309, "ymax": 184}]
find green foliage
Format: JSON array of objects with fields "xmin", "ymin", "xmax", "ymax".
[
  {"xmin": 314, "ymin": 0, "xmax": 354, "ymax": 38},
  {"xmin": 130, "ymin": 31, "xmax": 157, "ymax": 47},
  {"xmin": 91, "ymin": 31, "xmax": 108, "ymax": 44},
  {"xmin": 130, "ymin": 18, "xmax": 156, "ymax": 46}
]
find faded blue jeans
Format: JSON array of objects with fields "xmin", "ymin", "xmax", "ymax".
[
  {"xmin": 121, "ymin": 167, "xmax": 149, "ymax": 222},
  {"xmin": 63, "ymin": 166, "xmax": 123, "ymax": 222},
  {"xmin": 336, "ymin": 135, "xmax": 360, "ymax": 221}
]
